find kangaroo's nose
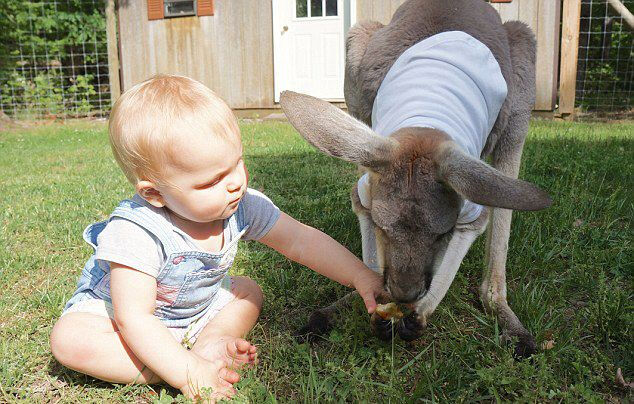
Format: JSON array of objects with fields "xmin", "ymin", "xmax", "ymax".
[{"xmin": 387, "ymin": 283, "xmax": 423, "ymax": 304}]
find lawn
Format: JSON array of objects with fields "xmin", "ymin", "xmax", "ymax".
[{"xmin": 0, "ymin": 119, "xmax": 632, "ymax": 403}]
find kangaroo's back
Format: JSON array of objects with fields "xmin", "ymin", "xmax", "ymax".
[{"xmin": 347, "ymin": 0, "xmax": 515, "ymax": 157}]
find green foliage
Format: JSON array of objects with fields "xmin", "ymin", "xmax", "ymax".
[
  {"xmin": 0, "ymin": 0, "xmax": 108, "ymax": 118},
  {"xmin": 577, "ymin": 1, "xmax": 634, "ymax": 112}
]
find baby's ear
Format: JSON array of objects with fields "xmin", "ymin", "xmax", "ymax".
[{"xmin": 136, "ymin": 180, "xmax": 165, "ymax": 208}]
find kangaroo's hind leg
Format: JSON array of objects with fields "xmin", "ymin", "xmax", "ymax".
[{"xmin": 480, "ymin": 21, "xmax": 539, "ymax": 359}]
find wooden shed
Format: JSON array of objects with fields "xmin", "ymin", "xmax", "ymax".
[{"xmin": 109, "ymin": 0, "xmax": 562, "ymax": 112}]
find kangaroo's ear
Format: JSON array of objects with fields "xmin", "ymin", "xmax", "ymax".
[
  {"xmin": 280, "ymin": 91, "xmax": 396, "ymax": 169},
  {"xmin": 435, "ymin": 142, "xmax": 552, "ymax": 211}
]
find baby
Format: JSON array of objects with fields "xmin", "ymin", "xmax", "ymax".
[{"xmin": 50, "ymin": 75, "xmax": 383, "ymax": 401}]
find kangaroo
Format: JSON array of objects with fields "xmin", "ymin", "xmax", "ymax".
[{"xmin": 280, "ymin": 0, "xmax": 551, "ymax": 358}]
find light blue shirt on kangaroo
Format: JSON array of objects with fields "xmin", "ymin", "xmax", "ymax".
[
  {"xmin": 358, "ymin": 31, "xmax": 508, "ymax": 224},
  {"xmin": 63, "ymin": 188, "xmax": 279, "ymax": 338}
]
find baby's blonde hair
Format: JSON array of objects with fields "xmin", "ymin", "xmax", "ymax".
[{"xmin": 108, "ymin": 74, "xmax": 240, "ymax": 186}]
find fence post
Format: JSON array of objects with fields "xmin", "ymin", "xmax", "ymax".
[
  {"xmin": 106, "ymin": 0, "xmax": 121, "ymax": 105},
  {"xmin": 558, "ymin": 0, "xmax": 582, "ymax": 117}
]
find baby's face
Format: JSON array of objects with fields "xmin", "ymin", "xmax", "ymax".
[{"xmin": 157, "ymin": 134, "xmax": 247, "ymax": 223}]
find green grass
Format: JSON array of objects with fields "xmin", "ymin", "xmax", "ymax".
[{"xmin": 0, "ymin": 119, "xmax": 632, "ymax": 402}]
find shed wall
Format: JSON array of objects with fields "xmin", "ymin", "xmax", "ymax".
[{"xmin": 117, "ymin": 0, "xmax": 274, "ymax": 108}]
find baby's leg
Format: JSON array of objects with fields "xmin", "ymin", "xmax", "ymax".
[
  {"xmin": 191, "ymin": 276, "xmax": 262, "ymax": 368},
  {"xmin": 50, "ymin": 312, "xmax": 160, "ymax": 384}
]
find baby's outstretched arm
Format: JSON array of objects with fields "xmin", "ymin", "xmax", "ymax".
[
  {"xmin": 109, "ymin": 264, "xmax": 238, "ymax": 399},
  {"xmin": 259, "ymin": 212, "xmax": 384, "ymax": 313}
]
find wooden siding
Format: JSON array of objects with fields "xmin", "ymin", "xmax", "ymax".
[
  {"xmin": 117, "ymin": 0, "xmax": 274, "ymax": 108},
  {"xmin": 356, "ymin": 0, "xmax": 561, "ymax": 110},
  {"xmin": 355, "ymin": 0, "xmax": 406, "ymax": 22}
]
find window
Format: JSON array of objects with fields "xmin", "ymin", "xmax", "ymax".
[
  {"xmin": 296, "ymin": 0, "xmax": 307, "ymax": 18},
  {"xmin": 325, "ymin": 0, "xmax": 337, "ymax": 16},
  {"xmin": 147, "ymin": 0, "xmax": 214, "ymax": 20},
  {"xmin": 311, "ymin": 0, "xmax": 322, "ymax": 17},
  {"xmin": 295, "ymin": 0, "xmax": 338, "ymax": 18},
  {"xmin": 164, "ymin": 0, "xmax": 196, "ymax": 18}
]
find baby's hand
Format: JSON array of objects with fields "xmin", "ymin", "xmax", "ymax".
[
  {"xmin": 179, "ymin": 356, "xmax": 239, "ymax": 403},
  {"xmin": 352, "ymin": 269, "xmax": 385, "ymax": 314}
]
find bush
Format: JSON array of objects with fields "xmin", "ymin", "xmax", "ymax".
[
  {"xmin": 0, "ymin": 0, "xmax": 109, "ymax": 118},
  {"xmin": 576, "ymin": 1, "xmax": 633, "ymax": 112}
]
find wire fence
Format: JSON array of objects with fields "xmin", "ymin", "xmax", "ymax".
[
  {"xmin": 0, "ymin": 1, "xmax": 632, "ymax": 119},
  {"xmin": 576, "ymin": 0, "xmax": 633, "ymax": 114},
  {"xmin": 0, "ymin": 0, "xmax": 111, "ymax": 120}
]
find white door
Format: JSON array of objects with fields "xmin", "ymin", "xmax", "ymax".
[{"xmin": 273, "ymin": 0, "xmax": 346, "ymax": 101}]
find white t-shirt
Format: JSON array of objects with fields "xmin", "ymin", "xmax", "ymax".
[{"xmin": 358, "ymin": 31, "xmax": 507, "ymax": 224}]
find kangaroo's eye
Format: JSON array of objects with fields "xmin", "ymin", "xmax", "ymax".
[{"xmin": 435, "ymin": 228, "xmax": 453, "ymax": 242}]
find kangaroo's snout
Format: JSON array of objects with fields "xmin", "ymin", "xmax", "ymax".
[{"xmin": 385, "ymin": 270, "xmax": 427, "ymax": 304}]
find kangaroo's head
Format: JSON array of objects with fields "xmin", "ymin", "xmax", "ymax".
[{"xmin": 280, "ymin": 91, "xmax": 551, "ymax": 303}]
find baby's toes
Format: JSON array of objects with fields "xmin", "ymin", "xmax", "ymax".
[
  {"xmin": 233, "ymin": 338, "xmax": 252, "ymax": 354},
  {"xmin": 218, "ymin": 366, "xmax": 240, "ymax": 385},
  {"xmin": 226, "ymin": 338, "xmax": 253, "ymax": 363}
]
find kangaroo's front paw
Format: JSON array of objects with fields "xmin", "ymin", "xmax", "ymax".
[
  {"xmin": 294, "ymin": 309, "xmax": 333, "ymax": 343},
  {"xmin": 502, "ymin": 330, "xmax": 538, "ymax": 360},
  {"xmin": 370, "ymin": 312, "xmax": 396, "ymax": 341},
  {"xmin": 396, "ymin": 311, "xmax": 426, "ymax": 341}
]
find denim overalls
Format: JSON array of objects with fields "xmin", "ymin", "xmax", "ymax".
[{"xmin": 63, "ymin": 198, "xmax": 248, "ymax": 330}]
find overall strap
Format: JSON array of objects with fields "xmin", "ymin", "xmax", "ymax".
[
  {"xmin": 110, "ymin": 199, "xmax": 181, "ymax": 256},
  {"xmin": 230, "ymin": 201, "xmax": 246, "ymax": 236}
]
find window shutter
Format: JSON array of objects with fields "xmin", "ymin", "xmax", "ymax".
[
  {"xmin": 198, "ymin": 0, "xmax": 214, "ymax": 16},
  {"xmin": 147, "ymin": 0, "xmax": 164, "ymax": 20}
]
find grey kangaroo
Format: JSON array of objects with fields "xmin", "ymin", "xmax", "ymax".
[{"xmin": 280, "ymin": 0, "xmax": 551, "ymax": 358}]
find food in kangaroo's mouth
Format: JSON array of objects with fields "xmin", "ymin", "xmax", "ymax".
[{"xmin": 375, "ymin": 303, "xmax": 404, "ymax": 320}]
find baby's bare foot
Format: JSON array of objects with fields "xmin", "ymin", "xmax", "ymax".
[
  {"xmin": 180, "ymin": 359, "xmax": 239, "ymax": 403},
  {"xmin": 192, "ymin": 336, "xmax": 257, "ymax": 369}
]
